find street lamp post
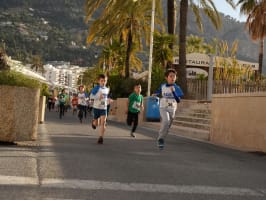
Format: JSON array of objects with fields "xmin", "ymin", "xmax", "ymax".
[
  {"xmin": 133, "ymin": 0, "xmax": 155, "ymax": 96},
  {"xmin": 207, "ymin": 54, "xmax": 214, "ymax": 101},
  {"xmin": 147, "ymin": 0, "xmax": 155, "ymax": 96}
]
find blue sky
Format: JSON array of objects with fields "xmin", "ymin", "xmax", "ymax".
[{"xmin": 212, "ymin": 0, "xmax": 246, "ymax": 22}]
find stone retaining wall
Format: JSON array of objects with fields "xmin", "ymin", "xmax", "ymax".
[
  {"xmin": 0, "ymin": 85, "xmax": 40, "ymax": 142},
  {"xmin": 210, "ymin": 92, "xmax": 266, "ymax": 152}
]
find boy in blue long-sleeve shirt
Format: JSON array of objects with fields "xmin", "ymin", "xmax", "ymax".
[
  {"xmin": 90, "ymin": 74, "xmax": 109, "ymax": 144},
  {"xmin": 153, "ymin": 69, "xmax": 183, "ymax": 150}
]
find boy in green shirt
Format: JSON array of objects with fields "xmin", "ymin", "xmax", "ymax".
[
  {"xmin": 58, "ymin": 88, "xmax": 67, "ymax": 119},
  {"xmin": 125, "ymin": 83, "xmax": 144, "ymax": 138}
]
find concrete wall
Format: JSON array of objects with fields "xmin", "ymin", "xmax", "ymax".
[
  {"xmin": 108, "ymin": 98, "xmax": 198, "ymax": 124},
  {"xmin": 108, "ymin": 98, "xmax": 145, "ymax": 125},
  {"xmin": 210, "ymin": 92, "xmax": 266, "ymax": 152},
  {"xmin": 0, "ymin": 85, "xmax": 40, "ymax": 142}
]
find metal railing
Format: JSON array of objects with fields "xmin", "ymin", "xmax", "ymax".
[{"xmin": 187, "ymin": 79, "xmax": 266, "ymax": 100}]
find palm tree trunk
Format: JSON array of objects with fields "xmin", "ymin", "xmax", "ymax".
[
  {"xmin": 125, "ymin": 30, "xmax": 133, "ymax": 78},
  {"xmin": 258, "ymin": 39, "xmax": 264, "ymax": 79},
  {"xmin": 166, "ymin": 0, "xmax": 176, "ymax": 69},
  {"xmin": 167, "ymin": 0, "xmax": 176, "ymax": 49},
  {"xmin": 177, "ymin": 0, "xmax": 188, "ymax": 97}
]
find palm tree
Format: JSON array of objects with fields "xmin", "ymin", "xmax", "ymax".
[
  {"xmin": 30, "ymin": 55, "xmax": 44, "ymax": 74},
  {"xmin": 98, "ymin": 40, "xmax": 127, "ymax": 75},
  {"xmin": 153, "ymin": 32, "xmax": 175, "ymax": 68},
  {"xmin": 85, "ymin": 0, "xmax": 163, "ymax": 78},
  {"xmin": 167, "ymin": 0, "xmax": 176, "ymax": 50},
  {"xmin": 85, "ymin": 0, "xmax": 116, "ymax": 21},
  {"xmin": 186, "ymin": 35, "xmax": 213, "ymax": 54},
  {"xmin": 177, "ymin": 0, "xmax": 235, "ymax": 97},
  {"xmin": 237, "ymin": 0, "xmax": 266, "ymax": 79}
]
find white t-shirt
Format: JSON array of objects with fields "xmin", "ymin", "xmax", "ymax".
[
  {"xmin": 78, "ymin": 92, "xmax": 88, "ymax": 106},
  {"xmin": 159, "ymin": 84, "xmax": 177, "ymax": 110},
  {"xmin": 91, "ymin": 86, "xmax": 110, "ymax": 110}
]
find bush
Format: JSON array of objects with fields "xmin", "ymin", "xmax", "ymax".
[
  {"xmin": 0, "ymin": 70, "xmax": 41, "ymax": 89},
  {"xmin": 40, "ymin": 83, "xmax": 51, "ymax": 96},
  {"xmin": 108, "ymin": 75, "xmax": 147, "ymax": 98}
]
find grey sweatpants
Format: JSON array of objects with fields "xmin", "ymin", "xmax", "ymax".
[{"xmin": 158, "ymin": 107, "xmax": 176, "ymax": 140}]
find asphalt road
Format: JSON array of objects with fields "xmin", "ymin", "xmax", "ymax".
[{"xmin": 0, "ymin": 110, "xmax": 266, "ymax": 200}]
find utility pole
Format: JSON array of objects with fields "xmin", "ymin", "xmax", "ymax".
[{"xmin": 147, "ymin": 0, "xmax": 155, "ymax": 96}]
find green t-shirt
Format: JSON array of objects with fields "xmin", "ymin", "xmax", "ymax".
[
  {"xmin": 128, "ymin": 93, "xmax": 143, "ymax": 113},
  {"xmin": 58, "ymin": 93, "xmax": 66, "ymax": 105}
]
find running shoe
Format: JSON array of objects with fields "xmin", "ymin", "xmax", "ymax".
[
  {"xmin": 97, "ymin": 136, "xmax": 103, "ymax": 144},
  {"xmin": 130, "ymin": 132, "xmax": 136, "ymax": 138},
  {"xmin": 91, "ymin": 120, "xmax": 96, "ymax": 129},
  {"xmin": 158, "ymin": 138, "xmax": 164, "ymax": 150}
]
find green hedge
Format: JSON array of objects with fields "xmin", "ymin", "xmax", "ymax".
[
  {"xmin": 0, "ymin": 70, "xmax": 40, "ymax": 88},
  {"xmin": 0, "ymin": 70, "xmax": 51, "ymax": 96}
]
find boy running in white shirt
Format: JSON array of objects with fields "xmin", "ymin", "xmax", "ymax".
[
  {"xmin": 153, "ymin": 69, "xmax": 183, "ymax": 150},
  {"xmin": 90, "ymin": 74, "xmax": 109, "ymax": 144}
]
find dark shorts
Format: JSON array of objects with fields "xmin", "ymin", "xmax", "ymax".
[
  {"xmin": 127, "ymin": 111, "xmax": 139, "ymax": 125},
  {"xmin": 93, "ymin": 108, "xmax": 107, "ymax": 119}
]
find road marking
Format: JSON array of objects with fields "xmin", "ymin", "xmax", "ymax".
[
  {"xmin": 0, "ymin": 175, "xmax": 38, "ymax": 185},
  {"xmin": 0, "ymin": 175, "xmax": 264, "ymax": 197},
  {"xmin": 42, "ymin": 178, "xmax": 264, "ymax": 197},
  {"xmin": 44, "ymin": 199, "xmax": 84, "ymax": 200}
]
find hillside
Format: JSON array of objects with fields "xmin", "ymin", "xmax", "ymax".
[
  {"xmin": 0, "ymin": 0, "xmax": 93, "ymax": 67},
  {"xmin": 189, "ymin": 10, "xmax": 260, "ymax": 64},
  {"xmin": 0, "ymin": 0, "xmax": 264, "ymax": 72}
]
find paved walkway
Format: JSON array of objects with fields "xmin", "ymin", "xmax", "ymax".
[{"xmin": 0, "ymin": 110, "xmax": 266, "ymax": 200}]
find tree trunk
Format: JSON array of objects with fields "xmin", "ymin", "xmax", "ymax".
[
  {"xmin": 177, "ymin": 0, "xmax": 188, "ymax": 97},
  {"xmin": 167, "ymin": 0, "xmax": 176, "ymax": 49},
  {"xmin": 125, "ymin": 30, "xmax": 132, "ymax": 78},
  {"xmin": 166, "ymin": 0, "xmax": 176, "ymax": 69},
  {"xmin": 258, "ymin": 39, "xmax": 264, "ymax": 79}
]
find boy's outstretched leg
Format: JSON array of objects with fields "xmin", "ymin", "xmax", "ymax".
[
  {"xmin": 97, "ymin": 115, "xmax": 106, "ymax": 144},
  {"xmin": 92, "ymin": 118, "xmax": 97, "ymax": 129},
  {"xmin": 78, "ymin": 110, "xmax": 83, "ymax": 123}
]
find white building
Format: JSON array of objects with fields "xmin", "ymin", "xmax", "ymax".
[
  {"xmin": 5, "ymin": 57, "xmax": 86, "ymax": 92},
  {"xmin": 6, "ymin": 56, "xmax": 48, "ymax": 83},
  {"xmin": 43, "ymin": 63, "xmax": 86, "ymax": 92}
]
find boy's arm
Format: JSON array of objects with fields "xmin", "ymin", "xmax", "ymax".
[
  {"xmin": 90, "ymin": 85, "xmax": 102, "ymax": 100},
  {"xmin": 172, "ymin": 84, "xmax": 184, "ymax": 103},
  {"xmin": 90, "ymin": 85, "xmax": 100, "ymax": 95}
]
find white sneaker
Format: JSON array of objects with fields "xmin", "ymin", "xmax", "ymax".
[{"xmin": 130, "ymin": 132, "xmax": 136, "ymax": 138}]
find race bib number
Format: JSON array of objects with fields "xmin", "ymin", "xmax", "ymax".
[
  {"xmin": 161, "ymin": 98, "xmax": 177, "ymax": 109},
  {"xmin": 132, "ymin": 101, "xmax": 141, "ymax": 111},
  {"xmin": 100, "ymin": 100, "xmax": 107, "ymax": 106}
]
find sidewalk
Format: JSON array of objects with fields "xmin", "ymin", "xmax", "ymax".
[
  {"xmin": 0, "ymin": 111, "xmax": 154, "ymax": 188},
  {"xmin": 1, "ymin": 110, "xmax": 266, "ymax": 200},
  {"xmin": 0, "ymin": 111, "xmax": 209, "ymax": 185}
]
